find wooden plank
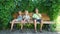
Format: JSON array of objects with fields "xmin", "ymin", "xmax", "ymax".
[{"xmin": 10, "ymin": 21, "xmax": 54, "ymax": 24}]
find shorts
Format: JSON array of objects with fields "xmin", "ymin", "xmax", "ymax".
[
  {"xmin": 23, "ymin": 19, "xmax": 30, "ymax": 22},
  {"xmin": 33, "ymin": 18, "xmax": 41, "ymax": 23},
  {"xmin": 16, "ymin": 19, "xmax": 22, "ymax": 22}
]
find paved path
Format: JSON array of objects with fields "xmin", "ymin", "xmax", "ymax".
[{"xmin": 0, "ymin": 29, "xmax": 60, "ymax": 34}]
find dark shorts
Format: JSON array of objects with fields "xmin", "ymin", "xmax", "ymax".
[{"xmin": 33, "ymin": 18, "xmax": 41, "ymax": 23}]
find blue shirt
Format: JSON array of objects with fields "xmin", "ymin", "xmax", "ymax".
[{"xmin": 17, "ymin": 15, "xmax": 22, "ymax": 21}]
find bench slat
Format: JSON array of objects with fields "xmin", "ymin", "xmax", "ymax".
[{"xmin": 10, "ymin": 21, "xmax": 54, "ymax": 24}]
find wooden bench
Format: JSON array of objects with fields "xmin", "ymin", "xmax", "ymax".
[{"xmin": 10, "ymin": 12, "xmax": 54, "ymax": 30}]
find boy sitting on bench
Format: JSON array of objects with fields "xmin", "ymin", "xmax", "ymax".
[
  {"xmin": 10, "ymin": 11, "xmax": 23, "ymax": 31},
  {"xmin": 32, "ymin": 8, "xmax": 43, "ymax": 32},
  {"xmin": 23, "ymin": 10, "xmax": 30, "ymax": 23}
]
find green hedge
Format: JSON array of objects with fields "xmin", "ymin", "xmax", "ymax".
[{"xmin": 0, "ymin": 0, "xmax": 60, "ymax": 31}]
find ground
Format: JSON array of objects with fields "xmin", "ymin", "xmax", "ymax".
[{"xmin": 0, "ymin": 29, "xmax": 60, "ymax": 34}]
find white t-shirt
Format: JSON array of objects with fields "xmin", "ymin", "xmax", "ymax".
[{"xmin": 23, "ymin": 15, "xmax": 30, "ymax": 20}]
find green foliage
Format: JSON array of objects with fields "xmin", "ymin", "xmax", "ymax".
[
  {"xmin": 0, "ymin": 0, "xmax": 16, "ymax": 29},
  {"xmin": 0, "ymin": 0, "xmax": 60, "ymax": 31}
]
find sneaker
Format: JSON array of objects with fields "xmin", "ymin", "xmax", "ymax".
[
  {"xmin": 10, "ymin": 29, "xmax": 15, "ymax": 32},
  {"xmin": 34, "ymin": 30, "xmax": 37, "ymax": 33},
  {"xmin": 20, "ymin": 29, "xmax": 23, "ymax": 33},
  {"xmin": 35, "ymin": 30, "xmax": 37, "ymax": 33},
  {"xmin": 40, "ymin": 30, "xmax": 42, "ymax": 33}
]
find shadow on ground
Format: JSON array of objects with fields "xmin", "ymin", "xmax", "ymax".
[{"xmin": 0, "ymin": 29, "xmax": 60, "ymax": 34}]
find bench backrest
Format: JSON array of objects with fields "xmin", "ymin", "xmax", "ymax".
[
  {"xmin": 41, "ymin": 13, "xmax": 50, "ymax": 21},
  {"xmin": 12, "ymin": 13, "xmax": 50, "ymax": 21}
]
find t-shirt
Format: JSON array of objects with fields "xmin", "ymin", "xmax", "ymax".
[
  {"xmin": 32, "ymin": 13, "xmax": 41, "ymax": 19},
  {"xmin": 23, "ymin": 15, "xmax": 30, "ymax": 20}
]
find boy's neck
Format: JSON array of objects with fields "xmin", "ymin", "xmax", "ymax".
[
  {"xmin": 36, "ymin": 13, "xmax": 39, "ymax": 14},
  {"xmin": 19, "ymin": 15, "xmax": 21, "ymax": 16},
  {"xmin": 25, "ymin": 14, "xmax": 28, "ymax": 15}
]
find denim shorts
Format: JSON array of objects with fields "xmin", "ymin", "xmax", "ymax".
[
  {"xmin": 33, "ymin": 18, "xmax": 41, "ymax": 23},
  {"xmin": 16, "ymin": 19, "xmax": 22, "ymax": 22}
]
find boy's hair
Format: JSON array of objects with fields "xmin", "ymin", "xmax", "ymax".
[
  {"xmin": 25, "ymin": 10, "xmax": 28, "ymax": 12},
  {"xmin": 33, "ymin": 8, "xmax": 38, "ymax": 13},
  {"xmin": 24, "ymin": 10, "xmax": 28, "ymax": 13}
]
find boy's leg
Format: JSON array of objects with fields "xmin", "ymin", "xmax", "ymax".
[
  {"xmin": 21, "ymin": 23, "xmax": 23, "ymax": 30},
  {"xmin": 40, "ymin": 20, "xmax": 43, "ymax": 32},
  {"xmin": 33, "ymin": 20, "xmax": 37, "ymax": 32},
  {"xmin": 10, "ymin": 20, "xmax": 15, "ymax": 31},
  {"xmin": 11, "ymin": 23, "xmax": 14, "ymax": 31},
  {"xmin": 20, "ymin": 20, "xmax": 24, "ymax": 30}
]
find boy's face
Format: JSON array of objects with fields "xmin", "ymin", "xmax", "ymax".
[
  {"xmin": 35, "ymin": 8, "xmax": 39, "ymax": 13},
  {"xmin": 25, "ymin": 10, "xmax": 28, "ymax": 15},
  {"xmin": 18, "ymin": 11, "xmax": 21, "ymax": 15}
]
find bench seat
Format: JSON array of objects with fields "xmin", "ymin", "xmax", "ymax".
[{"xmin": 10, "ymin": 21, "xmax": 54, "ymax": 24}]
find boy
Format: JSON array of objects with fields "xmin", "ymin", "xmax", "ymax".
[
  {"xmin": 10, "ymin": 11, "xmax": 23, "ymax": 31},
  {"xmin": 23, "ymin": 10, "xmax": 30, "ymax": 23},
  {"xmin": 32, "ymin": 8, "xmax": 43, "ymax": 32}
]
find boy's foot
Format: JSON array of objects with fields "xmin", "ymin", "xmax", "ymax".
[
  {"xmin": 21, "ymin": 29, "xmax": 23, "ymax": 32},
  {"xmin": 35, "ymin": 30, "xmax": 37, "ymax": 33},
  {"xmin": 10, "ymin": 29, "xmax": 13, "ymax": 31},
  {"xmin": 34, "ymin": 29, "xmax": 37, "ymax": 33},
  {"xmin": 40, "ymin": 30, "xmax": 42, "ymax": 33},
  {"xmin": 10, "ymin": 29, "xmax": 15, "ymax": 32}
]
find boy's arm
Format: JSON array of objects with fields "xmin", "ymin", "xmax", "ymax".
[
  {"xmin": 39, "ymin": 14, "xmax": 42, "ymax": 17},
  {"xmin": 32, "ymin": 14, "xmax": 35, "ymax": 18},
  {"xmin": 37, "ymin": 14, "xmax": 42, "ymax": 18},
  {"xmin": 28, "ymin": 15, "xmax": 30, "ymax": 19}
]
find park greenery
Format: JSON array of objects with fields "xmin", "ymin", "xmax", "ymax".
[{"xmin": 0, "ymin": 0, "xmax": 60, "ymax": 31}]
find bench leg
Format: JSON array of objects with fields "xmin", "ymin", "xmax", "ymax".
[{"xmin": 47, "ymin": 24, "xmax": 51, "ymax": 31}]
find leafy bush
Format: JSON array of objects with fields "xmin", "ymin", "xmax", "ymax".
[
  {"xmin": 0, "ymin": 0, "xmax": 60, "ymax": 31},
  {"xmin": 0, "ymin": 0, "xmax": 16, "ymax": 29}
]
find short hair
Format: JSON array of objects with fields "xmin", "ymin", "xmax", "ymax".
[
  {"xmin": 25, "ymin": 10, "xmax": 28, "ymax": 11},
  {"xmin": 33, "ymin": 8, "xmax": 38, "ymax": 13}
]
